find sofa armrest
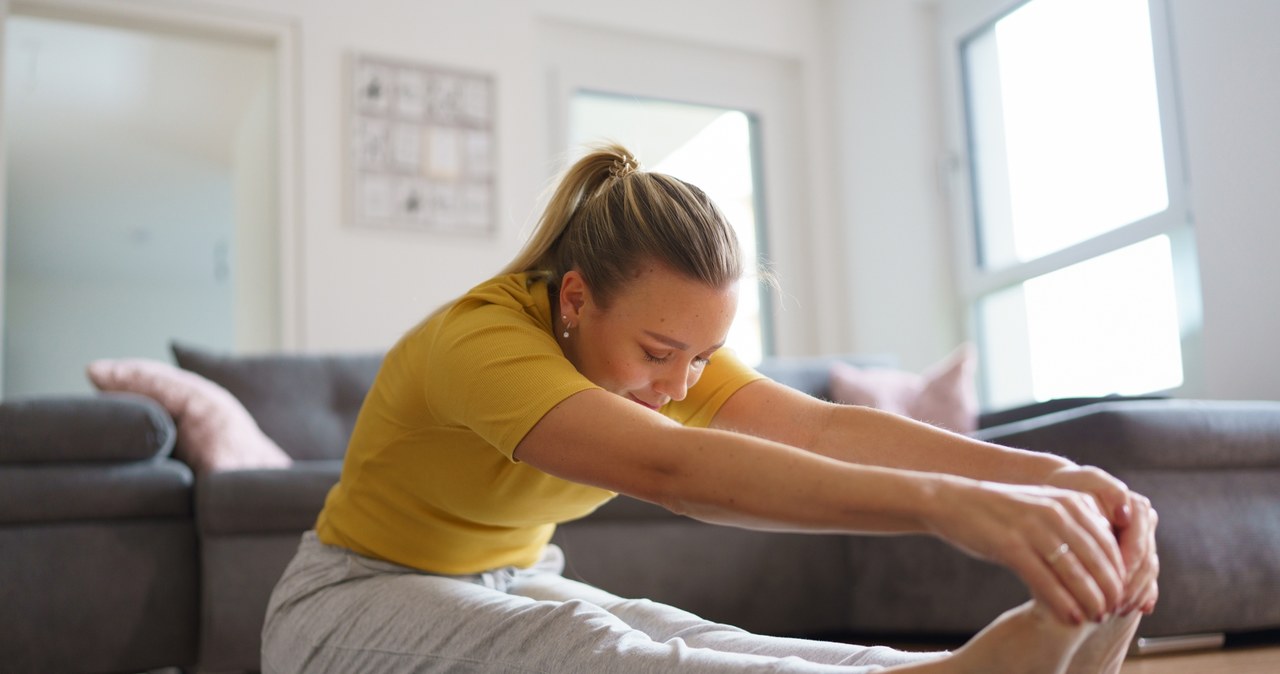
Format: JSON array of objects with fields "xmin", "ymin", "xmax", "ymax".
[
  {"xmin": 977, "ymin": 395, "xmax": 1166, "ymax": 429},
  {"xmin": 975, "ymin": 399, "xmax": 1280, "ymax": 471},
  {"xmin": 0, "ymin": 460, "xmax": 193, "ymax": 524},
  {"xmin": 195, "ymin": 460, "xmax": 343, "ymax": 536},
  {"xmin": 0, "ymin": 393, "xmax": 176, "ymax": 464}
]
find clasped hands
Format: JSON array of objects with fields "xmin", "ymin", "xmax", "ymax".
[
  {"xmin": 1043, "ymin": 465, "xmax": 1160, "ymax": 622},
  {"xmin": 930, "ymin": 464, "xmax": 1159, "ymax": 626}
]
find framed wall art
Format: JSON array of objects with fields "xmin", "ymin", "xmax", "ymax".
[{"xmin": 348, "ymin": 53, "xmax": 496, "ymax": 234}]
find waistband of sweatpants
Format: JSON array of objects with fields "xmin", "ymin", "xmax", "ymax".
[{"xmin": 297, "ymin": 530, "xmax": 565, "ymax": 593}]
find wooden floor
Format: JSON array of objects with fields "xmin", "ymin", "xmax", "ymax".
[
  {"xmin": 1120, "ymin": 644, "xmax": 1280, "ymax": 673},
  {"xmin": 883, "ymin": 637, "xmax": 1280, "ymax": 672}
]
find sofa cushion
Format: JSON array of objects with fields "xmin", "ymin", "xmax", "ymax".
[
  {"xmin": 829, "ymin": 343, "xmax": 979, "ymax": 433},
  {"xmin": 172, "ymin": 343, "xmax": 383, "ymax": 461},
  {"xmin": 755, "ymin": 354, "xmax": 897, "ymax": 401},
  {"xmin": 87, "ymin": 359, "xmax": 292, "ymax": 474},
  {"xmin": 196, "ymin": 460, "xmax": 343, "ymax": 535},
  {"xmin": 0, "ymin": 393, "xmax": 175, "ymax": 463}
]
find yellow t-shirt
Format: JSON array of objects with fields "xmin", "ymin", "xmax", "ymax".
[{"xmin": 315, "ymin": 272, "xmax": 764, "ymax": 574}]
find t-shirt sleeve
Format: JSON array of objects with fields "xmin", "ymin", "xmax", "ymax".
[
  {"xmin": 424, "ymin": 303, "xmax": 599, "ymax": 461},
  {"xmin": 662, "ymin": 349, "xmax": 766, "ymax": 428}
]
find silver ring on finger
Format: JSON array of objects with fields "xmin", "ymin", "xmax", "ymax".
[{"xmin": 1046, "ymin": 542, "xmax": 1071, "ymax": 565}]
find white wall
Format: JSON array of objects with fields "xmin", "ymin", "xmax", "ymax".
[
  {"xmin": 826, "ymin": 0, "xmax": 959, "ymax": 372},
  {"xmin": 1167, "ymin": 0, "xmax": 1280, "ymax": 401},
  {"xmin": 79, "ymin": 0, "xmax": 829, "ymax": 354}
]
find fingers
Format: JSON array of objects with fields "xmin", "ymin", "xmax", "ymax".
[
  {"xmin": 1042, "ymin": 468, "xmax": 1161, "ymax": 621},
  {"xmin": 1055, "ymin": 493, "xmax": 1126, "ymax": 616},
  {"xmin": 1047, "ymin": 465, "xmax": 1131, "ymax": 530},
  {"xmin": 1082, "ymin": 466, "xmax": 1131, "ymax": 528},
  {"xmin": 1119, "ymin": 494, "xmax": 1156, "ymax": 573},
  {"xmin": 1140, "ymin": 578, "xmax": 1160, "ymax": 614},
  {"xmin": 1008, "ymin": 498, "xmax": 1124, "ymax": 625},
  {"xmin": 1012, "ymin": 544, "xmax": 1088, "ymax": 625},
  {"xmin": 1126, "ymin": 558, "xmax": 1160, "ymax": 615},
  {"xmin": 938, "ymin": 481, "xmax": 1135, "ymax": 627},
  {"xmin": 1060, "ymin": 492, "xmax": 1126, "ymax": 587},
  {"xmin": 1038, "ymin": 532, "xmax": 1114, "ymax": 622},
  {"xmin": 1121, "ymin": 507, "xmax": 1160, "ymax": 614}
]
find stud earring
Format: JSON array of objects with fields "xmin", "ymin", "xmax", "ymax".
[{"xmin": 562, "ymin": 315, "xmax": 570, "ymax": 339}]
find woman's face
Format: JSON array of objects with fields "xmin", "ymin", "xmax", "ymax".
[{"xmin": 560, "ymin": 263, "xmax": 739, "ymax": 410}]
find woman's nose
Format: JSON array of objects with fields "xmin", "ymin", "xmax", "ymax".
[{"xmin": 653, "ymin": 363, "xmax": 691, "ymax": 402}]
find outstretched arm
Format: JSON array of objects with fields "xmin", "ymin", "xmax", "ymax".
[
  {"xmin": 709, "ymin": 378, "xmax": 1074, "ymax": 484},
  {"xmin": 515, "ymin": 387, "xmax": 1124, "ymax": 625},
  {"xmin": 712, "ymin": 377, "xmax": 1157, "ymax": 618}
]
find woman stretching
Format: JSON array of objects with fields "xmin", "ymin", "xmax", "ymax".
[{"xmin": 263, "ymin": 144, "xmax": 1159, "ymax": 673}]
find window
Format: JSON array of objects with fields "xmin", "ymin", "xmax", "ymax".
[
  {"xmin": 568, "ymin": 91, "xmax": 772, "ymax": 365},
  {"xmin": 956, "ymin": 0, "xmax": 1199, "ymax": 408}
]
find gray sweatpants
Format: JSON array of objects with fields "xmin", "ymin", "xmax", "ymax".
[{"xmin": 262, "ymin": 532, "xmax": 946, "ymax": 673}]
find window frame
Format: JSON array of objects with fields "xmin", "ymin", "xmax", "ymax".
[{"xmin": 939, "ymin": 0, "xmax": 1203, "ymax": 405}]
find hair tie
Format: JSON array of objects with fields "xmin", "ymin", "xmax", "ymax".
[{"xmin": 609, "ymin": 154, "xmax": 639, "ymax": 179}]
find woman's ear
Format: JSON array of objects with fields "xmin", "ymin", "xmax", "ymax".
[{"xmin": 559, "ymin": 270, "xmax": 589, "ymax": 322}]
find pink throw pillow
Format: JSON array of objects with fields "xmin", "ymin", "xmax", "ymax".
[
  {"xmin": 87, "ymin": 358, "xmax": 292, "ymax": 474},
  {"xmin": 829, "ymin": 344, "xmax": 979, "ymax": 433}
]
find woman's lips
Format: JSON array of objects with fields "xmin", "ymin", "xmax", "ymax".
[{"xmin": 628, "ymin": 395, "xmax": 659, "ymax": 410}]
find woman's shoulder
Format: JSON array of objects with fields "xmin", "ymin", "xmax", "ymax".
[
  {"xmin": 408, "ymin": 272, "xmax": 557, "ymax": 354},
  {"xmin": 448, "ymin": 272, "xmax": 551, "ymax": 316}
]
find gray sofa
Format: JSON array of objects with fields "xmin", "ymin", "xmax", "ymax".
[{"xmin": 2, "ymin": 346, "xmax": 1279, "ymax": 673}]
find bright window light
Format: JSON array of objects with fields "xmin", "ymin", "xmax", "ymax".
[
  {"xmin": 961, "ymin": 0, "xmax": 1195, "ymax": 409},
  {"xmin": 980, "ymin": 236, "xmax": 1183, "ymax": 405},
  {"xmin": 968, "ymin": 0, "xmax": 1169, "ymax": 267}
]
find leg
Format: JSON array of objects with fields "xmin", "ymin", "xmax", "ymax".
[
  {"xmin": 264, "ymin": 534, "xmax": 912, "ymax": 673},
  {"xmin": 513, "ymin": 547, "xmax": 1098, "ymax": 674},
  {"xmin": 510, "ymin": 569, "xmax": 945, "ymax": 670},
  {"xmin": 265, "ymin": 536, "xmax": 1095, "ymax": 674}
]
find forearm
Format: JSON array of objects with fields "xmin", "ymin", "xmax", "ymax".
[
  {"xmin": 517, "ymin": 388, "xmax": 951, "ymax": 536},
  {"xmin": 809, "ymin": 403, "xmax": 1074, "ymax": 485},
  {"xmin": 656, "ymin": 424, "xmax": 949, "ymax": 535}
]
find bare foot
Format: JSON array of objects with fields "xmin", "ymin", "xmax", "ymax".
[
  {"xmin": 943, "ymin": 601, "xmax": 1095, "ymax": 674},
  {"xmin": 1065, "ymin": 612, "xmax": 1141, "ymax": 674}
]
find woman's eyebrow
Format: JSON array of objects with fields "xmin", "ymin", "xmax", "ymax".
[
  {"xmin": 644, "ymin": 330, "xmax": 689, "ymax": 351},
  {"xmin": 644, "ymin": 330, "xmax": 726, "ymax": 353}
]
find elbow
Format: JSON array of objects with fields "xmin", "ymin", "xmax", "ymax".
[
  {"xmin": 645, "ymin": 468, "xmax": 737, "ymax": 523},
  {"xmin": 609, "ymin": 425, "xmax": 735, "ymax": 522},
  {"xmin": 626, "ymin": 463, "xmax": 697, "ymax": 517},
  {"xmin": 623, "ymin": 452, "xmax": 706, "ymax": 520}
]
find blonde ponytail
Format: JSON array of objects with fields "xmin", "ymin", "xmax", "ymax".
[{"xmin": 504, "ymin": 142, "xmax": 743, "ymax": 307}]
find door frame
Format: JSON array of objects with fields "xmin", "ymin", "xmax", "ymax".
[
  {"xmin": 0, "ymin": 0, "xmax": 302, "ymax": 392},
  {"xmin": 538, "ymin": 19, "xmax": 825, "ymax": 357}
]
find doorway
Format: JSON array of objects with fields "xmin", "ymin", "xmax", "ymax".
[
  {"xmin": 540, "ymin": 20, "xmax": 813, "ymax": 358},
  {"xmin": 569, "ymin": 92, "xmax": 771, "ymax": 364},
  {"xmin": 2, "ymin": 6, "xmax": 287, "ymax": 397}
]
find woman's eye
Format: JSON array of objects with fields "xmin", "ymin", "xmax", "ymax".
[
  {"xmin": 643, "ymin": 351, "xmax": 670, "ymax": 364},
  {"xmin": 693, "ymin": 356, "xmax": 711, "ymax": 367}
]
